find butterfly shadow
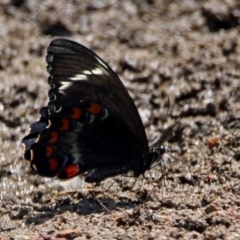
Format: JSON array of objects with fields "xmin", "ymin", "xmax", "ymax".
[{"xmin": 24, "ymin": 192, "xmax": 140, "ymax": 226}]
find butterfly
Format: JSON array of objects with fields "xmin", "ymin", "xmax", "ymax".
[{"xmin": 22, "ymin": 39, "xmax": 165, "ymax": 183}]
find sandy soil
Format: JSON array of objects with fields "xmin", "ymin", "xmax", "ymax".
[{"xmin": 0, "ymin": 0, "xmax": 240, "ymax": 239}]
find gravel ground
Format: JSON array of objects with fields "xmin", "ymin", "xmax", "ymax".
[{"xmin": 0, "ymin": 0, "xmax": 240, "ymax": 239}]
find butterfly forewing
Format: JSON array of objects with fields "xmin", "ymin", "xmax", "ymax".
[{"xmin": 47, "ymin": 39, "xmax": 148, "ymax": 150}]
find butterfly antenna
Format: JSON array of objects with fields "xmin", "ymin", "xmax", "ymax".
[
  {"xmin": 147, "ymin": 98, "xmax": 183, "ymax": 199},
  {"xmin": 136, "ymin": 98, "xmax": 171, "ymax": 202},
  {"xmin": 163, "ymin": 97, "xmax": 170, "ymax": 131},
  {"xmin": 153, "ymin": 112, "xmax": 182, "ymax": 173},
  {"xmin": 160, "ymin": 96, "xmax": 170, "ymax": 143}
]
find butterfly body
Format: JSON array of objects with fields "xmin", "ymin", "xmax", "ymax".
[{"xmin": 22, "ymin": 39, "xmax": 164, "ymax": 183}]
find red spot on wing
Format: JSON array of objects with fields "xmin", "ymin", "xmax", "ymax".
[
  {"xmin": 71, "ymin": 108, "xmax": 82, "ymax": 120},
  {"xmin": 56, "ymin": 164, "xmax": 80, "ymax": 179},
  {"xmin": 46, "ymin": 147, "xmax": 53, "ymax": 157},
  {"xmin": 87, "ymin": 103, "xmax": 102, "ymax": 115},
  {"xmin": 59, "ymin": 118, "xmax": 70, "ymax": 131},
  {"xmin": 49, "ymin": 132, "xmax": 58, "ymax": 143},
  {"xmin": 48, "ymin": 158, "xmax": 58, "ymax": 170}
]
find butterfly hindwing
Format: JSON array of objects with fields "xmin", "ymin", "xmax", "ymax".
[{"xmin": 22, "ymin": 38, "xmax": 159, "ymax": 182}]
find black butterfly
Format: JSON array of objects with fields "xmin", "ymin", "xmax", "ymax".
[{"xmin": 22, "ymin": 39, "xmax": 165, "ymax": 183}]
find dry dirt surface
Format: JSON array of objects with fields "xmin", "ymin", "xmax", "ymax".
[{"xmin": 0, "ymin": 0, "xmax": 240, "ymax": 239}]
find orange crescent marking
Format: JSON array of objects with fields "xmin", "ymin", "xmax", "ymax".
[
  {"xmin": 48, "ymin": 158, "xmax": 58, "ymax": 170},
  {"xmin": 87, "ymin": 103, "xmax": 102, "ymax": 115},
  {"xmin": 49, "ymin": 132, "xmax": 58, "ymax": 143},
  {"xmin": 71, "ymin": 108, "xmax": 82, "ymax": 119},
  {"xmin": 59, "ymin": 119, "xmax": 70, "ymax": 131}
]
